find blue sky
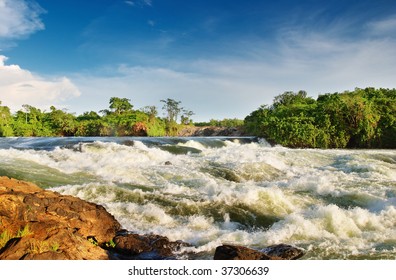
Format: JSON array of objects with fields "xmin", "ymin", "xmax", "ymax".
[{"xmin": 1, "ymin": 0, "xmax": 396, "ymax": 121}]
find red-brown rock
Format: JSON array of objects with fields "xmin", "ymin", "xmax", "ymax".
[
  {"xmin": 214, "ymin": 244, "xmax": 304, "ymax": 260},
  {"xmin": 0, "ymin": 176, "xmax": 121, "ymax": 260},
  {"xmin": 111, "ymin": 233, "xmax": 190, "ymax": 259}
]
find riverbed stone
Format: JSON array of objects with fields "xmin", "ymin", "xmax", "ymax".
[
  {"xmin": 263, "ymin": 243, "xmax": 305, "ymax": 260},
  {"xmin": 214, "ymin": 244, "xmax": 304, "ymax": 260},
  {"xmin": 111, "ymin": 233, "xmax": 190, "ymax": 259}
]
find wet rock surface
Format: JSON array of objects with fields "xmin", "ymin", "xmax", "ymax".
[
  {"xmin": 110, "ymin": 233, "xmax": 190, "ymax": 259},
  {"xmin": 214, "ymin": 244, "xmax": 304, "ymax": 260},
  {"xmin": 178, "ymin": 126, "xmax": 245, "ymax": 137},
  {"xmin": 263, "ymin": 243, "xmax": 305, "ymax": 260}
]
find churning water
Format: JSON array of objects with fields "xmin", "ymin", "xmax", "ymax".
[{"xmin": 0, "ymin": 137, "xmax": 395, "ymax": 259}]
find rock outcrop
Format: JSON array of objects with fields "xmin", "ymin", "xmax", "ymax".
[
  {"xmin": 110, "ymin": 232, "xmax": 190, "ymax": 259},
  {"xmin": 214, "ymin": 244, "xmax": 304, "ymax": 260},
  {"xmin": 178, "ymin": 126, "xmax": 245, "ymax": 137},
  {"xmin": 263, "ymin": 244, "xmax": 305, "ymax": 260},
  {"xmin": 0, "ymin": 176, "xmax": 120, "ymax": 260}
]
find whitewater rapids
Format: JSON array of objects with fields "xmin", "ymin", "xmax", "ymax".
[{"xmin": 0, "ymin": 137, "xmax": 395, "ymax": 259}]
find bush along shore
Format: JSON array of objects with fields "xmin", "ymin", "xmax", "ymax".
[
  {"xmin": 244, "ymin": 87, "xmax": 395, "ymax": 148},
  {"xmin": 0, "ymin": 176, "xmax": 303, "ymax": 260}
]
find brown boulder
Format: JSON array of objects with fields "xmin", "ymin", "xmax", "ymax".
[
  {"xmin": 0, "ymin": 176, "xmax": 121, "ymax": 260},
  {"xmin": 111, "ymin": 233, "xmax": 190, "ymax": 259},
  {"xmin": 263, "ymin": 243, "xmax": 304, "ymax": 260},
  {"xmin": 214, "ymin": 244, "xmax": 304, "ymax": 260},
  {"xmin": 214, "ymin": 245, "xmax": 277, "ymax": 260}
]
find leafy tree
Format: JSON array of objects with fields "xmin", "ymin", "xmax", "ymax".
[
  {"xmin": 142, "ymin": 106, "xmax": 158, "ymax": 123},
  {"xmin": 272, "ymin": 90, "xmax": 314, "ymax": 108},
  {"xmin": 0, "ymin": 101, "xmax": 14, "ymax": 137},
  {"xmin": 181, "ymin": 109, "xmax": 194, "ymax": 125},
  {"xmin": 160, "ymin": 98, "xmax": 185, "ymax": 135},
  {"xmin": 45, "ymin": 106, "xmax": 77, "ymax": 136},
  {"xmin": 77, "ymin": 111, "xmax": 101, "ymax": 121},
  {"xmin": 11, "ymin": 105, "xmax": 51, "ymax": 136},
  {"xmin": 161, "ymin": 98, "xmax": 182, "ymax": 123},
  {"xmin": 244, "ymin": 88, "xmax": 396, "ymax": 148},
  {"xmin": 75, "ymin": 111, "xmax": 103, "ymax": 136},
  {"xmin": 146, "ymin": 118, "xmax": 166, "ymax": 136},
  {"xmin": 109, "ymin": 97, "xmax": 133, "ymax": 115}
]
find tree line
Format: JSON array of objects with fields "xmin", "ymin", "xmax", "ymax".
[
  {"xmin": 1, "ymin": 87, "xmax": 395, "ymax": 148},
  {"xmin": 0, "ymin": 98, "xmax": 195, "ymax": 137},
  {"xmin": 244, "ymin": 87, "xmax": 395, "ymax": 148}
]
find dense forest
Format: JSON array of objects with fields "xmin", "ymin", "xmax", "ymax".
[
  {"xmin": 1, "ymin": 87, "xmax": 395, "ymax": 148},
  {"xmin": 0, "ymin": 97, "xmax": 197, "ymax": 137},
  {"xmin": 244, "ymin": 87, "xmax": 395, "ymax": 148}
]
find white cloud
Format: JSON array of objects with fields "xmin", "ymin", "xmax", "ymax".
[
  {"xmin": 143, "ymin": 0, "xmax": 152, "ymax": 7},
  {"xmin": 124, "ymin": 0, "xmax": 152, "ymax": 8},
  {"xmin": 0, "ymin": 55, "xmax": 81, "ymax": 111},
  {"xmin": 366, "ymin": 16, "xmax": 396, "ymax": 37},
  {"xmin": 124, "ymin": 1, "xmax": 135, "ymax": 6},
  {"xmin": 0, "ymin": 0, "xmax": 45, "ymax": 40},
  {"xmin": 272, "ymin": 23, "xmax": 396, "ymax": 94}
]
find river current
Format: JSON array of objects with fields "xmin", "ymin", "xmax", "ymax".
[{"xmin": 0, "ymin": 137, "xmax": 395, "ymax": 259}]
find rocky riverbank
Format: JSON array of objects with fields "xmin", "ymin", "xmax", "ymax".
[
  {"xmin": 178, "ymin": 126, "xmax": 246, "ymax": 137},
  {"xmin": 0, "ymin": 177, "xmax": 303, "ymax": 260}
]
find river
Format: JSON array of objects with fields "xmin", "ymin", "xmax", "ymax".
[{"xmin": 0, "ymin": 137, "xmax": 395, "ymax": 259}]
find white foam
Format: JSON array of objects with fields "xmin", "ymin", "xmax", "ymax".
[
  {"xmin": 177, "ymin": 140, "xmax": 207, "ymax": 151},
  {"xmin": 2, "ymin": 139, "xmax": 396, "ymax": 259}
]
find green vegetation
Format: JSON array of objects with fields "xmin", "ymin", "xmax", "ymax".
[
  {"xmin": 50, "ymin": 242, "xmax": 60, "ymax": 252},
  {"xmin": 1, "ymin": 87, "xmax": 394, "ymax": 149},
  {"xmin": 0, "ymin": 224, "xmax": 32, "ymax": 249},
  {"xmin": 29, "ymin": 240, "xmax": 60, "ymax": 254},
  {"xmin": 17, "ymin": 224, "xmax": 32, "ymax": 238},
  {"xmin": 0, "ymin": 97, "xmax": 194, "ymax": 137},
  {"xmin": 0, "ymin": 230, "xmax": 12, "ymax": 248},
  {"xmin": 0, "ymin": 101, "xmax": 14, "ymax": 137},
  {"xmin": 104, "ymin": 239, "xmax": 116, "ymax": 249},
  {"xmin": 244, "ymin": 87, "xmax": 396, "ymax": 148},
  {"xmin": 195, "ymin": 118, "xmax": 244, "ymax": 128},
  {"xmin": 87, "ymin": 236, "xmax": 99, "ymax": 246}
]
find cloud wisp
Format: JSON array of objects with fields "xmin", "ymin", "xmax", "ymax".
[
  {"xmin": 0, "ymin": 1, "xmax": 81, "ymax": 111},
  {"xmin": 0, "ymin": 55, "xmax": 81, "ymax": 111},
  {"xmin": 0, "ymin": 0, "xmax": 45, "ymax": 40},
  {"xmin": 124, "ymin": 0, "xmax": 152, "ymax": 8},
  {"xmin": 366, "ymin": 15, "xmax": 396, "ymax": 37}
]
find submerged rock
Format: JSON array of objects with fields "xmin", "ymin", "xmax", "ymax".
[
  {"xmin": 214, "ymin": 244, "xmax": 304, "ymax": 260},
  {"xmin": 122, "ymin": 140, "xmax": 135, "ymax": 147}
]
